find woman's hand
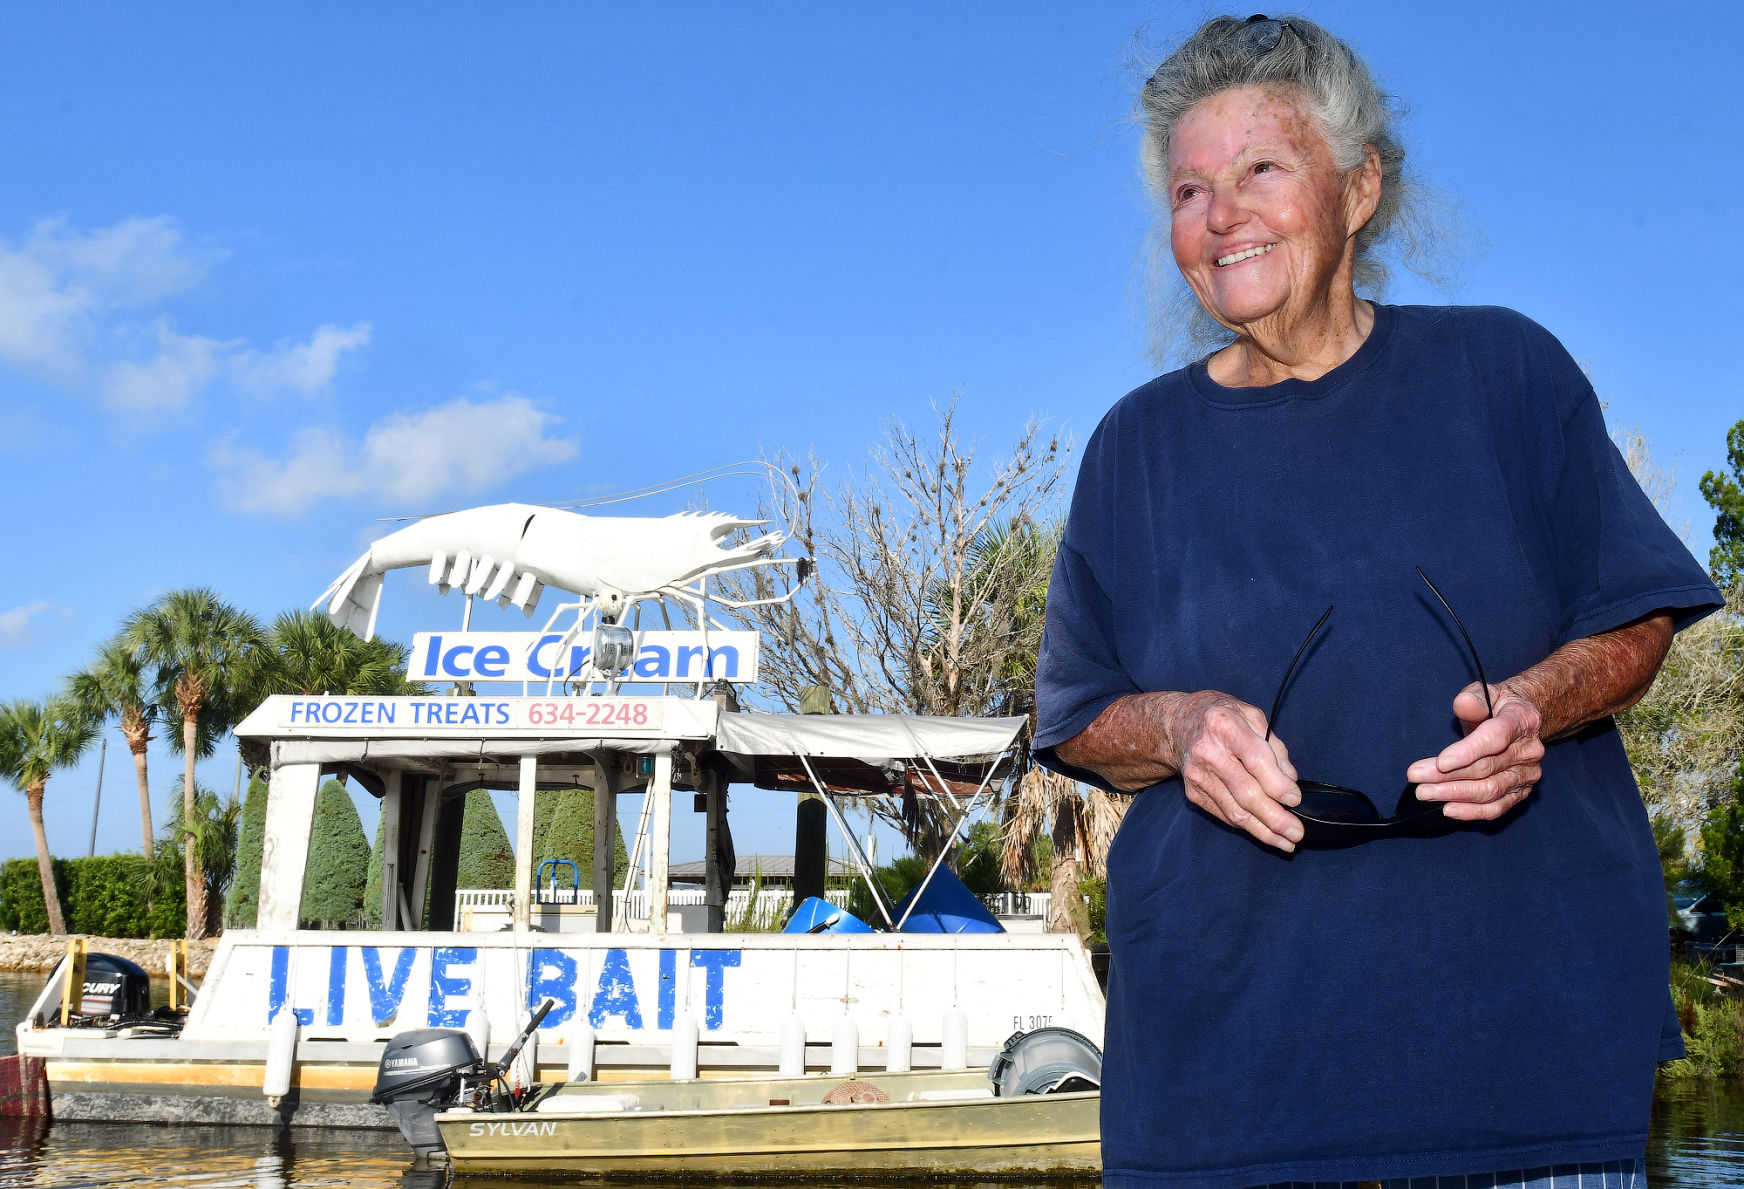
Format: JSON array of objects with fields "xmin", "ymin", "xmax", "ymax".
[
  {"xmin": 1164, "ymin": 692, "xmax": 1305, "ymax": 851},
  {"xmin": 1053, "ymin": 689, "xmax": 1305, "ymax": 851},
  {"xmin": 1406, "ymin": 683, "xmax": 1546, "ymax": 820}
]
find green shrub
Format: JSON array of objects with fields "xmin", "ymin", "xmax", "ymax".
[
  {"xmin": 457, "ymin": 789, "xmax": 514, "ymax": 890},
  {"xmin": 225, "ymin": 774, "xmax": 269, "ymax": 929},
  {"xmin": 301, "ymin": 780, "xmax": 370, "ymax": 927},
  {"xmin": 532, "ymin": 788, "xmax": 627, "ymax": 889},
  {"xmin": 1661, "ymin": 956, "xmax": 1744, "ymax": 1081},
  {"xmin": 0, "ymin": 854, "xmax": 185, "ymax": 937},
  {"xmin": 1081, "ymin": 875, "xmax": 1107, "ymax": 946}
]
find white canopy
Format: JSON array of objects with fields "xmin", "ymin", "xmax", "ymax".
[{"xmin": 712, "ymin": 712, "xmax": 1024, "ymax": 763}]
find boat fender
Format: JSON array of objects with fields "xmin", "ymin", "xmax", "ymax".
[
  {"xmin": 565, "ymin": 1020, "xmax": 596, "ymax": 1082},
  {"xmin": 263, "ymin": 1007, "xmax": 299, "ymax": 1108},
  {"xmin": 830, "ymin": 1016, "xmax": 858, "ymax": 1077},
  {"xmin": 463, "ymin": 1008, "xmax": 491, "ymax": 1065},
  {"xmin": 941, "ymin": 1008, "xmax": 969, "ymax": 1071},
  {"xmin": 670, "ymin": 1015, "xmax": 699, "ymax": 1080},
  {"xmin": 885, "ymin": 1017, "xmax": 913, "ymax": 1073},
  {"xmin": 778, "ymin": 1015, "xmax": 807, "ymax": 1078}
]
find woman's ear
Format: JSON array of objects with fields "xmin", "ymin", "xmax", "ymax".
[{"xmin": 1345, "ymin": 144, "xmax": 1383, "ymax": 234}]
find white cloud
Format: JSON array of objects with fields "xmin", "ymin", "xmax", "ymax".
[
  {"xmin": 213, "ymin": 394, "xmax": 579, "ymax": 517},
  {"xmin": 0, "ymin": 215, "xmax": 369, "ymax": 413},
  {"xmin": 231, "ymin": 322, "xmax": 372, "ymax": 396},
  {"xmin": 27, "ymin": 215, "xmax": 206, "ymax": 306},
  {"xmin": 102, "ymin": 319, "xmax": 231, "ymax": 411},
  {"xmin": 0, "ymin": 216, "xmax": 207, "ymax": 377},
  {"xmin": 0, "ymin": 602, "xmax": 72, "ymax": 650}
]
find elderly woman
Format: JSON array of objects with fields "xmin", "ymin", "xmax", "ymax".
[{"xmin": 1034, "ymin": 14, "xmax": 1724, "ymax": 1189}]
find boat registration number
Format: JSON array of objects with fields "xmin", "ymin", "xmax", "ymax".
[{"xmin": 1014, "ymin": 1014, "xmax": 1053, "ymax": 1030}]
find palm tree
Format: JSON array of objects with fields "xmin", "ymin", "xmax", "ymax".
[
  {"xmin": 127, "ymin": 589, "xmax": 264, "ymax": 940},
  {"xmin": 954, "ymin": 518, "xmax": 1131, "ymax": 934},
  {"xmin": 69, "ymin": 638, "xmax": 161, "ymax": 855},
  {"xmin": 1002, "ymin": 768, "xmax": 1125, "ymax": 935},
  {"xmin": 0, "ymin": 698, "xmax": 98, "ymax": 935},
  {"xmin": 232, "ymin": 609, "xmax": 421, "ymax": 775},
  {"xmin": 139, "ymin": 780, "xmax": 243, "ymax": 937}
]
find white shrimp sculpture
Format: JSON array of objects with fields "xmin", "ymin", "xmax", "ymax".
[{"xmin": 314, "ymin": 502, "xmax": 795, "ymax": 646}]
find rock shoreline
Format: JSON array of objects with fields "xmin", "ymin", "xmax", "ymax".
[{"xmin": 0, "ymin": 934, "xmax": 218, "ymax": 976}]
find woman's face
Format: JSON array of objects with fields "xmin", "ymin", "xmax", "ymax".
[{"xmin": 1167, "ymin": 85, "xmax": 1378, "ymax": 335}]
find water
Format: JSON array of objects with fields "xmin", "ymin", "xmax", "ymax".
[{"xmin": 3, "ymin": 973, "xmax": 1742, "ymax": 1186}]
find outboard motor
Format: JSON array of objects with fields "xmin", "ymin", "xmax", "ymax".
[
  {"xmin": 46, "ymin": 953, "xmax": 153, "ymax": 1023},
  {"xmin": 988, "ymin": 1026, "xmax": 1103, "ymax": 1096},
  {"xmin": 373, "ymin": 999, "xmax": 554, "ymax": 1166},
  {"xmin": 371, "ymin": 1028, "xmax": 487, "ymax": 1165}
]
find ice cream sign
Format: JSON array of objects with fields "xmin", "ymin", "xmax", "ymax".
[{"xmin": 409, "ymin": 631, "xmax": 760, "ymax": 684}]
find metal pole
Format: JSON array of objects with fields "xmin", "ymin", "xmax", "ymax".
[{"xmin": 86, "ymin": 738, "xmax": 106, "ymax": 857}]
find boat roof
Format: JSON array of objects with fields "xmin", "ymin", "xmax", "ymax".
[{"xmin": 237, "ymin": 697, "xmax": 1022, "ymax": 797}]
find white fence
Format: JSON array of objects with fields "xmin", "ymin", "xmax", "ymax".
[
  {"xmin": 454, "ymin": 887, "xmax": 849, "ymax": 930},
  {"xmin": 454, "ymin": 887, "xmax": 1051, "ymax": 928},
  {"xmin": 983, "ymin": 891, "xmax": 1051, "ymax": 917}
]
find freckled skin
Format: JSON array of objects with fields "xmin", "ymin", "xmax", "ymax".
[
  {"xmin": 1052, "ymin": 85, "xmax": 1676, "ymax": 851},
  {"xmin": 1168, "ymin": 85, "xmax": 1381, "ymax": 386}
]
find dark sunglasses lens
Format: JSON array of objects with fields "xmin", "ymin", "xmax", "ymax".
[
  {"xmin": 1235, "ymin": 17, "xmax": 1285, "ymax": 54},
  {"xmin": 1292, "ymin": 783, "xmax": 1381, "ymax": 825}
]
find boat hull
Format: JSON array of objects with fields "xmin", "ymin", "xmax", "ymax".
[{"xmin": 437, "ymin": 1091, "xmax": 1101, "ymax": 1177}]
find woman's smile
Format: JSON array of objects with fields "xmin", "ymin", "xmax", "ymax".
[{"xmin": 1213, "ymin": 242, "xmax": 1278, "ymax": 267}]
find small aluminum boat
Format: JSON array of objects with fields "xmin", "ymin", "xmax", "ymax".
[{"xmin": 435, "ymin": 1068, "xmax": 1100, "ymax": 1177}]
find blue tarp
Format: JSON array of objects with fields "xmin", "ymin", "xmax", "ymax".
[
  {"xmin": 783, "ymin": 896, "xmax": 875, "ymax": 934},
  {"xmin": 892, "ymin": 867, "xmax": 1005, "ymax": 934}
]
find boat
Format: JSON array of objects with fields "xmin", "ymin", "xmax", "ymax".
[
  {"xmin": 378, "ymin": 1004, "xmax": 1103, "ymax": 1176},
  {"xmin": 8, "ymin": 498, "xmax": 1106, "ymax": 1172},
  {"xmin": 439, "ymin": 1075, "xmax": 1100, "ymax": 1177}
]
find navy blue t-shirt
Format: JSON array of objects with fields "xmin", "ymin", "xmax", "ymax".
[{"xmin": 1034, "ymin": 304, "xmax": 1723, "ymax": 1188}]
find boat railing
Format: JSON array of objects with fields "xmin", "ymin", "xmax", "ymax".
[{"xmin": 453, "ymin": 887, "xmax": 852, "ymax": 929}]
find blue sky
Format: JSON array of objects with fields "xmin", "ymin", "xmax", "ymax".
[{"xmin": 2, "ymin": 2, "xmax": 1739, "ymax": 867}]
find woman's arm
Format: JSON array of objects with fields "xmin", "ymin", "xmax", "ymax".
[
  {"xmin": 1407, "ymin": 612, "xmax": 1674, "ymax": 820},
  {"xmin": 1054, "ymin": 690, "xmax": 1306, "ymax": 851}
]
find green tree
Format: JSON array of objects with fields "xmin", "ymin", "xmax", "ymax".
[
  {"xmin": 531, "ymin": 788, "xmax": 627, "ymax": 889},
  {"xmin": 225, "ymin": 773, "xmax": 270, "ymax": 928},
  {"xmin": 127, "ymin": 588, "xmax": 264, "ymax": 939},
  {"xmin": 457, "ymin": 790, "xmax": 515, "ymax": 890},
  {"xmin": 136, "ymin": 782, "xmax": 237, "ymax": 936},
  {"xmin": 301, "ymin": 779, "xmax": 370, "ymax": 927},
  {"xmin": 68, "ymin": 638, "xmax": 160, "ymax": 855},
  {"xmin": 0, "ymin": 698, "xmax": 98, "ymax": 935},
  {"xmin": 1700, "ymin": 419, "xmax": 1744, "ymax": 592},
  {"xmin": 1699, "ymin": 764, "xmax": 1744, "ymax": 929},
  {"xmin": 365, "ymin": 808, "xmax": 389, "ymax": 928},
  {"xmin": 234, "ymin": 610, "xmax": 422, "ymax": 775}
]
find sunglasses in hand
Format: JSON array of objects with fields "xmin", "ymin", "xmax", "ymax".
[{"xmin": 1264, "ymin": 568, "xmax": 1494, "ymax": 848}]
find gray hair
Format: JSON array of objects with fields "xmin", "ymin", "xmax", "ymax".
[{"xmin": 1138, "ymin": 15, "xmax": 1455, "ymax": 363}]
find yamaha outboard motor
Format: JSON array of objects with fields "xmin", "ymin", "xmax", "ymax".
[
  {"xmin": 988, "ymin": 1026, "xmax": 1103, "ymax": 1096},
  {"xmin": 373, "ymin": 999, "xmax": 554, "ymax": 1166},
  {"xmin": 372, "ymin": 1028, "xmax": 486, "ymax": 1165}
]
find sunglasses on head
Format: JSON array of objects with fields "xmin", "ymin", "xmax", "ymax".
[
  {"xmin": 1232, "ymin": 14, "xmax": 1299, "ymax": 56},
  {"xmin": 1263, "ymin": 567, "xmax": 1493, "ymax": 848}
]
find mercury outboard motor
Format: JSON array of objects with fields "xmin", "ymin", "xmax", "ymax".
[
  {"xmin": 988, "ymin": 1026, "xmax": 1103, "ymax": 1096},
  {"xmin": 45, "ymin": 953, "xmax": 153, "ymax": 1023},
  {"xmin": 372, "ymin": 999, "xmax": 554, "ymax": 1166}
]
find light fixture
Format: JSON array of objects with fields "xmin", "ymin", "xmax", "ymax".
[{"xmin": 592, "ymin": 623, "xmax": 636, "ymax": 676}]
